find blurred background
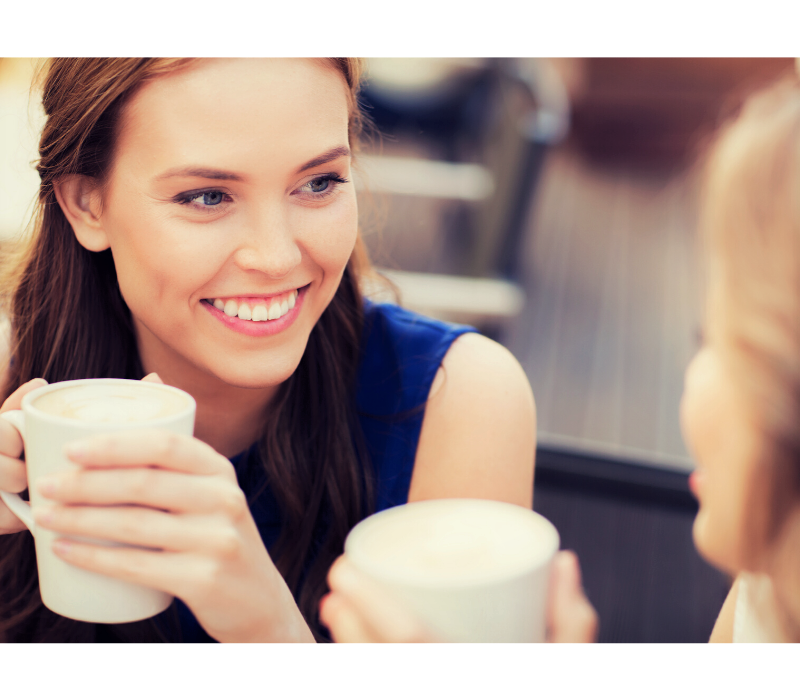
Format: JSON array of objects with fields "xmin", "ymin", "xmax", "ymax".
[{"xmin": 1, "ymin": 57, "xmax": 796, "ymax": 642}]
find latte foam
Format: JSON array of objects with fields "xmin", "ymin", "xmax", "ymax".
[
  {"xmin": 33, "ymin": 382, "xmax": 191, "ymax": 424},
  {"xmin": 346, "ymin": 499, "xmax": 559, "ymax": 587}
]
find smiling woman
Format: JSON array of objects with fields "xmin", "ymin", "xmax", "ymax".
[{"xmin": 0, "ymin": 58, "xmax": 536, "ymax": 643}]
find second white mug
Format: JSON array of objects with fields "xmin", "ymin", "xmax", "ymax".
[{"xmin": 344, "ymin": 498, "xmax": 560, "ymax": 642}]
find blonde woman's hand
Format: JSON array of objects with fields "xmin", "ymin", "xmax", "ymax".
[
  {"xmin": 320, "ymin": 554, "xmax": 434, "ymax": 642},
  {"xmin": 0, "ymin": 378, "xmax": 48, "ymax": 535},
  {"xmin": 28, "ymin": 407, "xmax": 314, "ymax": 643},
  {"xmin": 546, "ymin": 550, "xmax": 598, "ymax": 643},
  {"xmin": 321, "ymin": 550, "xmax": 598, "ymax": 643}
]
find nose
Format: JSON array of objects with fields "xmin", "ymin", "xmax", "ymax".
[{"xmin": 232, "ymin": 203, "xmax": 302, "ymax": 279}]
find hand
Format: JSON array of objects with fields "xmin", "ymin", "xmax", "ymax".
[
  {"xmin": 321, "ymin": 550, "xmax": 598, "ymax": 643},
  {"xmin": 546, "ymin": 550, "xmax": 598, "ymax": 643},
  {"xmin": 0, "ymin": 378, "xmax": 48, "ymax": 535},
  {"xmin": 29, "ymin": 379, "xmax": 314, "ymax": 643},
  {"xmin": 320, "ymin": 554, "xmax": 434, "ymax": 642}
]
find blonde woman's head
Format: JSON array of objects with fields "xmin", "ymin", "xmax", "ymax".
[{"xmin": 681, "ymin": 74, "xmax": 800, "ymax": 576}]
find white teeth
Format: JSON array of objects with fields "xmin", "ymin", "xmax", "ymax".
[
  {"xmin": 252, "ymin": 304, "xmax": 268, "ymax": 322},
  {"xmin": 268, "ymin": 302, "xmax": 282, "ymax": 320},
  {"xmin": 223, "ymin": 300, "xmax": 239, "ymax": 317},
  {"xmin": 237, "ymin": 303, "xmax": 252, "ymax": 321},
  {"xmin": 215, "ymin": 290, "xmax": 298, "ymax": 322}
]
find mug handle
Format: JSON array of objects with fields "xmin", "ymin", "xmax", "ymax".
[{"xmin": 0, "ymin": 410, "xmax": 35, "ymax": 532}]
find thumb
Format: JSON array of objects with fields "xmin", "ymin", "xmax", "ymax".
[
  {"xmin": 0, "ymin": 377, "xmax": 48, "ymax": 413},
  {"xmin": 140, "ymin": 372, "xmax": 164, "ymax": 384},
  {"xmin": 547, "ymin": 550, "xmax": 598, "ymax": 643}
]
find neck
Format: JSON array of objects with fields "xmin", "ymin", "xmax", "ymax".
[
  {"xmin": 135, "ymin": 329, "xmax": 279, "ymax": 458},
  {"xmin": 189, "ymin": 380, "xmax": 278, "ymax": 458}
]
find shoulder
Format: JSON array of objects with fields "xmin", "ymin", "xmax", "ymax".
[
  {"xmin": 408, "ymin": 331, "xmax": 536, "ymax": 508},
  {"xmin": 357, "ymin": 301, "xmax": 476, "ymax": 415},
  {"xmin": 431, "ymin": 332, "xmax": 535, "ymax": 408}
]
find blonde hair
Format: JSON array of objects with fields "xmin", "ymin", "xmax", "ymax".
[{"xmin": 699, "ymin": 73, "xmax": 800, "ymax": 554}]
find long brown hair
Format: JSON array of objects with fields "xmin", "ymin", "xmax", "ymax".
[{"xmin": 0, "ymin": 58, "xmax": 374, "ymax": 642}]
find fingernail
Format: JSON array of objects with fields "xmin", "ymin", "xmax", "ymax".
[
  {"xmin": 65, "ymin": 440, "xmax": 89, "ymax": 459},
  {"xmin": 37, "ymin": 475, "xmax": 58, "ymax": 496},
  {"xmin": 52, "ymin": 539, "xmax": 71, "ymax": 556},
  {"xmin": 30, "ymin": 378, "xmax": 48, "ymax": 388},
  {"xmin": 32, "ymin": 505, "xmax": 54, "ymax": 525}
]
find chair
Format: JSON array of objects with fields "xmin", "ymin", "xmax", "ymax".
[{"xmin": 356, "ymin": 58, "xmax": 570, "ymax": 331}]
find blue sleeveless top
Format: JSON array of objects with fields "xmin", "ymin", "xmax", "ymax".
[{"xmin": 161, "ymin": 301, "xmax": 476, "ymax": 642}]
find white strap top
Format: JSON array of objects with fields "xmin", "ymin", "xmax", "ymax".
[{"xmin": 733, "ymin": 572, "xmax": 790, "ymax": 643}]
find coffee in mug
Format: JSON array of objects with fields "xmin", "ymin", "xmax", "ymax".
[
  {"xmin": 0, "ymin": 378, "xmax": 196, "ymax": 623},
  {"xmin": 344, "ymin": 498, "xmax": 559, "ymax": 642},
  {"xmin": 33, "ymin": 381, "xmax": 192, "ymax": 423}
]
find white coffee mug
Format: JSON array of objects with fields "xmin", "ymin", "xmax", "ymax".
[
  {"xmin": 0, "ymin": 377, "xmax": 196, "ymax": 624},
  {"xmin": 344, "ymin": 498, "xmax": 560, "ymax": 642}
]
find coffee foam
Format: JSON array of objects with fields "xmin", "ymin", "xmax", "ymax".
[
  {"xmin": 33, "ymin": 383, "xmax": 190, "ymax": 424},
  {"xmin": 347, "ymin": 499, "xmax": 558, "ymax": 587}
]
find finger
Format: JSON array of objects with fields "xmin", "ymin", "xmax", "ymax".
[
  {"xmin": 327, "ymin": 556, "xmax": 432, "ymax": 642},
  {"xmin": 547, "ymin": 551, "xmax": 598, "ymax": 643},
  {"xmin": 140, "ymin": 373, "xmax": 164, "ymax": 384},
  {"xmin": 0, "ymin": 453, "xmax": 28, "ymax": 493},
  {"xmin": 50, "ymin": 537, "xmax": 190, "ymax": 598},
  {"xmin": 0, "ymin": 377, "xmax": 48, "ymax": 413},
  {"xmin": 35, "ymin": 467, "xmax": 246, "ymax": 516},
  {"xmin": 320, "ymin": 592, "xmax": 380, "ymax": 643},
  {"xmin": 0, "ymin": 378, "xmax": 48, "ymax": 458},
  {"xmin": 0, "ymin": 502, "xmax": 27, "ymax": 535},
  {"xmin": 64, "ymin": 431, "xmax": 233, "ymax": 477},
  {"xmin": 33, "ymin": 504, "xmax": 240, "ymax": 554}
]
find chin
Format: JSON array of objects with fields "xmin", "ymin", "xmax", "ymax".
[
  {"xmin": 692, "ymin": 511, "xmax": 740, "ymax": 576},
  {"xmin": 199, "ymin": 340, "xmax": 307, "ymax": 390},
  {"xmin": 216, "ymin": 364, "xmax": 299, "ymax": 390}
]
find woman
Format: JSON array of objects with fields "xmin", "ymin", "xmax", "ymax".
[
  {"xmin": 0, "ymin": 58, "xmax": 536, "ymax": 642},
  {"xmin": 323, "ymin": 73, "xmax": 800, "ymax": 644}
]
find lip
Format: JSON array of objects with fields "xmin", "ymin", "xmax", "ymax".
[
  {"xmin": 688, "ymin": 470, "xmax": 702, "ymax": 499},
  {"xmin": 202, "ymin": 284, "xmax": 308, "ymax": 338}
]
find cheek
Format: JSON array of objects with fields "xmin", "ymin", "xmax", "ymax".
[
  {"xmin": 300, "ymin": 195, "xmax": 358, "ymax": 274},
  {"xmin": 105, "ymin": 207, "xmax": 223, "ymax": 310},
  {"xmin": 681, "ymin": 352, "xmax": 756, "ymax": 573}
]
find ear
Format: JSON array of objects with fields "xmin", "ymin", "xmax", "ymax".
[{"xmin": 53, "ymin": 176, "xmax": 110, "ymax": 252}]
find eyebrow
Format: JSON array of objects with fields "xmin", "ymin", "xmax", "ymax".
[
  {"xmin": 155, "ymin": 167, "xmax": 243, "ymax": 182},
  {"xmin": 154, "ymin": 146, "xmax": 351, "ymax": 183},
  {"xmin": 297, "ymin": 146, "xmax": 351, "ymax": 173}
]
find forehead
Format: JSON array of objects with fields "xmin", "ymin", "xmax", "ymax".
[{"xmin": 114, "ymin": 58, "xmax": 350, "ymax": 175}]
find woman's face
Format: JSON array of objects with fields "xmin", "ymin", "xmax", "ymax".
[
  {"xmin": 92, "ymin": 58, "xmax": 357, "ymax": 391},
  {"xmin": 680, "ymin": 279, "xmax": 764, "ymax": 574}
]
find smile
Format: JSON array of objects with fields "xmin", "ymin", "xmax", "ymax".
[
  {"xmin": 208, "ymin": 289, "xmax": 298, "ymax": 322},
  {"xmin": 201, "ymin": 285, "xmax": 308, "ymax": 337}
]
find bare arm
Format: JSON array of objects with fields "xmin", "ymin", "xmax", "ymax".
[
  {"xmin": 408, "ymin": 333, "xmax": 536, "ymax": 507},
  {"xmin": 709, "ymin": 575, "xmax": 740, "ymax": 643}
]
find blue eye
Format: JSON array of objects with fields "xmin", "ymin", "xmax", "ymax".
[
  {"xmin": 199, "ymin": 191, "xmax": 224, "ymax": 206},
  {"xmin": 173, "ymin": 189, "xmax": 230, "ymax": 211},
  {"xmin": 307, "ymin": 178, "xmax": 332, "ymax": 193},
  {"xmin": 184, "ymin": 190, "xmax": 225, "ymax": 206},
  {"xmin": 298, "ymin": 174, "xmax": 348, "ymax": 199}
]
